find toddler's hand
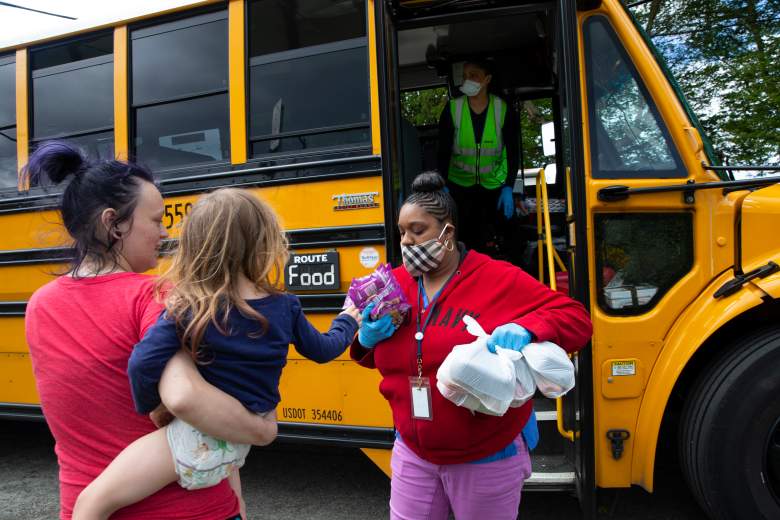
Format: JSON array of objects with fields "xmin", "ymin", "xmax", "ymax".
[
  {"xmin": 341, "ymin": 305, "xmax": 362, "ymax": 327},
  {"xmin": 149, "ymin": 403, "xmax": 174, "ymax": 428}
]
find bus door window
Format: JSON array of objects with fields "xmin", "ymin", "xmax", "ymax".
[
  {"xmin": 131, "ymin": 11, "xmax": 229, "ymax": 174},
  {"xmin": 595, "ymin": 213, "xmax": 693, "ymax": 314},
  {"xmin": 584, "ymin": 16, "xmax": 685, "ymax": 179},
  {"xmin": 584, "ymin": 16, "xmax": 694, "ymax": 314},
  {"xmin": 29, "ymin": 33, "xmax": 114, "ymax": 171},
  {"xmin": 0, "ymin": 55, "xmax": 15, "ymax": 190},
  {"xmin": 247, "ymin": 0, "xmax": 370, "ymax": 158}
]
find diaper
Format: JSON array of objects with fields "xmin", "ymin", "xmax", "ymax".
[{"xmin": 166, "ymin": 418, "xmax": 251, "ymax": 490}]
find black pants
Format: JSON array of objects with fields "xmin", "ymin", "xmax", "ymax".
[{"xmin": 447, "ymin": 181, "xmax": 502, "ymax": 254}]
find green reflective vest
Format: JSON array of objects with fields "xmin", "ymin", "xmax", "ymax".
[{"xmin": 448, "ymin": 94, "xmax": 508, "ymax": 189}]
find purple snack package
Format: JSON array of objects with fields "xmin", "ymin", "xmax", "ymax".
[{"xmin": 343, "ymin": 264, "xmax": 411, "ymax": 327}]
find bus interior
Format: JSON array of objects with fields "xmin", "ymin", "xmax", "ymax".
[{"xmin": 388, "ymin": 1, "xmax": 571, "ymax": 283}]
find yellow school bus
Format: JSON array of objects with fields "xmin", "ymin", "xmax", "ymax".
[{"xmin": 1, "ymin": 0, "xmax": 779, "ymax": 517}]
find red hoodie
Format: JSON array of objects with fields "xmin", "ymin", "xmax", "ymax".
[{"xmin": 351, "ymin": 250, "xmax": 592, "ymax": 465}]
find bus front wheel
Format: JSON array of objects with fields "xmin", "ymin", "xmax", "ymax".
[{"xmin": 679, "ymin": 326, "xmax": 780, "ymax": 520}]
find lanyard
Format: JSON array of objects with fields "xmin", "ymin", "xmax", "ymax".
[{"xmin": 414, "ymin": 269, "xmax": 459, "ymax": 379}]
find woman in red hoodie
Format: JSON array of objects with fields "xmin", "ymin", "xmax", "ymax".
[{"xmin": 351, "ymin": 171, "xmax": 592, "ymax": 520}]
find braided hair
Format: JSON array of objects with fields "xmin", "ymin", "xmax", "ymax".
[{"xmin": 402, "ymin": 171, "xmax": 458, "ymax": 232}]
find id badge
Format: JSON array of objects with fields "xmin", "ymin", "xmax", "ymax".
[{"xmin": 409, "ymin": 376, "xmax": 433, "ymax": 421}]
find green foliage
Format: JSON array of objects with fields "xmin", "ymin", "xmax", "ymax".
[
  {"xmin": 626, "ymin": 0, "xmax": 779, "ymax": 165},
  {"xmin": 401, "ymin": 87, "xmax": 449, "ymax": 126},
  {"xmin": 518, "ymin": 99, "xmax": 554, "ymax": 169}
]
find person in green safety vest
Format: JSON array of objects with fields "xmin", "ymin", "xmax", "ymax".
[{"xmin": 437, "ymin": 59, "xmax": 521, "ymax": 254}]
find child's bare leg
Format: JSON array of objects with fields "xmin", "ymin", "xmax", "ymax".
[
  {"xmin": 72, "ymin": 427, "xmax": 177, "ymax": 520},
  {"xmin": 228, "ymin": 470, "xmax": 246, "ymax": 520}
]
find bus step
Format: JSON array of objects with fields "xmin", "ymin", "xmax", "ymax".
[
  {"xmin": 532, "ymin": 400, "xmax": 570, "ymax": 456},
  {"xmin": 525, "ymin": 454, "xmax": 576, "ymax": 491}
]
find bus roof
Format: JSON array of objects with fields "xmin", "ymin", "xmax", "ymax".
[{"xmin": 0, "ymin": 0, "xmax": 216, "ymax": 53}]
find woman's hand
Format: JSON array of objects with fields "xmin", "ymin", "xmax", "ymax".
[
  {"xmin": 487, "ymin": 323, "xmax": 532, "ymax": 353},
  {"xmin": 358, "ymin": 303, "xmax": 395, "ymax": 348},
  {"xmin": 261, "ymin": 408, "xmax": 278, "ymax": 424},
  {"xmin": 255, "ymin": 408, "xmax": 278, "ymax": 446},
  {"xmin": 149, "ymin": 403, "xmax": 174, "ymax": 428}
]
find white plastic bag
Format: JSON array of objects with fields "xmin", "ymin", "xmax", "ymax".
[
  {"xmin": 521, "ymin": 341, "xmax": 575, "ymax": 398},
  {"xmin": 436, "ymin": 335, "xmax": 516, "ymax": 416},
  {"xmin": 512, "ymin": 354, "xmax": 536, "ymax": 407},
  {"xmin": 462, "ymin": 315, "xmax": 536, "ymax": 408},
  {"xmin": 436, "ymin": 316, "xmax": 533, "ymax": 416},
  {"xmin": 436, "ymin": 316, "xmax": 576, "ymax": 414},
  {"xmin": 435, "ymin": 353, "xmax": 476, "ymax": 408}
]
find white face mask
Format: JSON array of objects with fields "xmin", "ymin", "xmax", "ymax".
[{"xmin": 459, "ymin": 79, "xmax": 482, "ymax": 97}]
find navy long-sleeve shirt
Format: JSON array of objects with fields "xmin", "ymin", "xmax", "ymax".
[{"xmin": 127, "ymin": 293, "xmax": 358, "ymax": 414}]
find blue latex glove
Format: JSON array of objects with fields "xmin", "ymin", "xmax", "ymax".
[
  {"xmin": 486, "ymin": 323, "xmax": 532, "ymax": 353},
  {"xmin": 496, "ymin": 186, "xmax": 514, "ymax": 220},
  {"xmin": 358, "ymin": 303, "xmax": 395, "ymax": 348},
  {"xmin": 443, "ymin": 185, "xmax": 450, "ymax": 194}
]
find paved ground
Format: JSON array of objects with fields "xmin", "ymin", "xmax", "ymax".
[{"xmin": 0, "ymin": 421, "xmax": 707, "ymax": 519}]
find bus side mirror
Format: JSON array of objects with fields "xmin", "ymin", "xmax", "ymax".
[{"xmin": 542, "ymin": 122, "xmax": 556, "ymax": 157}]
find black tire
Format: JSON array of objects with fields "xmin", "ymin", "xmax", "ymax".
[{"xmin": 679, "ymin": 326, "xmax": 780, "ymax": 520}]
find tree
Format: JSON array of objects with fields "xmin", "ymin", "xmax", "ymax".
[
  {"xmin": 518, "ymin": 99, "xmax": 554, "ymax": 170},
  {"xmin": 626, "ymin": 0, "xmax": 780, "ymax": 165},
  {"xmin": 401, "ymin": 87, "xmax": 449, "ymax": 126}
]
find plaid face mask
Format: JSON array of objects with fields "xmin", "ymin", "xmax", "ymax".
[{"xmin": 401, "ymin": 224, "xmax": 453, "ymax": 277}]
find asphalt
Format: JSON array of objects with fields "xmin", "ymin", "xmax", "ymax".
[{"xmin": 0, "ymin": 421, "xmax": 708, "ymax": 519}]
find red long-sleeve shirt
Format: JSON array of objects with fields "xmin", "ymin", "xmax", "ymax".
[
  {"xmin": 25, "ymin": 273, "xmax": 239, "ymax": 519},
  {"xmin": 352, "ymin": 250, "xmax": 592, "ymax": 465}
]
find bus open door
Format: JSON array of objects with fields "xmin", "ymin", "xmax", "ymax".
[
  {"xmin": 380, "ymin": 1, "xmax": 780, "ymax": 519},
  {"xmin": 378, "ymin": 0, "xmax": 596, "ymax": 512}
]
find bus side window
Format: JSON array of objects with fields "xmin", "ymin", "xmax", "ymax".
[
  {"xmin": 247, "ymin": 0, "xmax": 371, "ymax": 158},
  {"xmin": 595, "ymin": 213, "xmax": 693, "ymax": 314},
  {"xmin": 0, "ymin": 55, "xmax": 15, "ymax": 191},
  {"xmin": 30, "ymin": 33, "xmax": 115, "ymax": 169},
  {"xmin": 584, "ymin": 16, "xmax": 685, "ymax": 179},
  {"xmin": 131, "ymin": 11, "xmax": 230, "ymax": 174}
]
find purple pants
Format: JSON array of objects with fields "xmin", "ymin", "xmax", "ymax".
[{"xmin": 389, "ymin": 434, "xmax": 532, "ymax": 520}]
